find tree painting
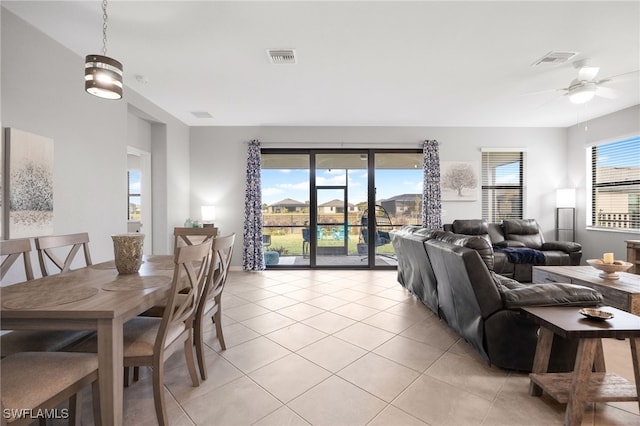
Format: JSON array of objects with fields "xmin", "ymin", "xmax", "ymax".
[
  {"xmin": 5, "ymin": 128, "xmax": 54, "ymax": 238},
  {"xmin": 441, "ymin": 161, "xmax": 478, "ymax": 201}
]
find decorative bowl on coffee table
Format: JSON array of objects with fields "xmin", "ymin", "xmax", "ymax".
[{"xmin": 586, "ymin": 259, "xmax": 633, "ymax": 279}]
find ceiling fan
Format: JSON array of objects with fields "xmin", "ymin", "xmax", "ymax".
[
  {"xmin": 561, "ymin": 65, "xmax": 617, "ymax": 104},
  {"xmin": 526, "ymin": 62, "xmax": 637, "ymax": 107}
]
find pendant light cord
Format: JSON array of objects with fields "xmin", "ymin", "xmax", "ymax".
[{"xmin": 102, "ymin": 0, "xmax": 109, "ymax": 56}]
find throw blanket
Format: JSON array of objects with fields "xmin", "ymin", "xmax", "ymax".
[{"xmin": 495, "ymin": 247, "xmax": 546, "ymax": 265}]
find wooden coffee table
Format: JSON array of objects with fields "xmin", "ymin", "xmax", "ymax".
[
  {"xmin": 532, "ymin": 266, "xmax": 640, "ymax": 315},
  {"xmin": 522, "ymin": 306, "xmax": 640, "ymax": 426}
]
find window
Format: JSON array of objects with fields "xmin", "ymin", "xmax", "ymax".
[
  {"xmin": 481, "ymin": 151, "xmax": 524, "ymax": 222},
  {"xmin": 591, "ymin": 136, "xmax": 640, "ymax": 231},
  {"xmin": 128, "ymin": 170, "xmax": 141, "ymax": 220}
]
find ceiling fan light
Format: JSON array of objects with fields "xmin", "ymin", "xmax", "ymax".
[
  {"xmin": 85, "ymin": 54, "xmax": 123, "ymax": 100},
  {"xmin": 568, "ymin": 85, "xmax": 596, "ymax": 104}
]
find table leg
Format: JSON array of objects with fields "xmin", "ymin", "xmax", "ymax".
[
  {"xmin": 593, "ymin": 338, "xmax": 606, "ymax": 372},
  {"xmin": 565, "ymin": 338, "xmax": 597, "ymax": 426},
  {"xmin": 97, "ymin": 318, "xmax": 124, "ymax": 426},
  {"xmin": 630, "ymin": 337, "xmax": 640, "ymax": 412},
  {"xmin": 529, "ymin": 327, "xmax": 554, "ymax": 396}
]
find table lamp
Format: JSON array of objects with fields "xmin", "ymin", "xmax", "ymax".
[{"xmin": 201, "ymin": 206, "xmax": 216, "ymax": 228}]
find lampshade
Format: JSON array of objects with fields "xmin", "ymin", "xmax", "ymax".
[
  {"xmin": 568, "ymin": 84, "xmax": 596, "ymax": 104},
  {"xmin": 201, "ymin": 206, "xmax": 216, "ymax": 222},
  {"xmin": 85, "ymin": 55, "xmax": 123, "ymax": 100},
  {"xmin": 556, "ymin": 188, "xmax": 576, "ymax": 208},
  {"xmin": 85, "ymin": 0, "xmax": 123, "ymax": 100}
]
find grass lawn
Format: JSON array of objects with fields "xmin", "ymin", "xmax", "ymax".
[{"xmin": 265, "ymin": 232, "xmax": 394, "ymax": 256}]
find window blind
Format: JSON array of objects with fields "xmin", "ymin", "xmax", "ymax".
[
  {"xmin": 591, "ymin": 136, "xmax": 640, "ymax": 231},
  {"xmin": 481, "ymin": 151, "xmax": 524, "ymax": 222}
]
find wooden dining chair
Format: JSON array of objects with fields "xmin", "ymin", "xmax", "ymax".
[
  {"xmin": 194, "ymin": 233, "xmax": 235, "ymax": 380},
  {"xmin": 1, "ymin": 351, "xmax": 100, "ymax": 426},
  {"xmin": 72, "ymin": 241, "xmax": 211, "ymax": 426},
  {"xmin": 173, "ymin": 226, "xmax": 218, "ymax": 252},
  {"xmin": 34, "ymin": 232, "xmax": 92, "ymax": 276},
  {"xmin": 1, "ymin": 239, "xmax": 34, "ymax": 281},
  {"xmin": 0, "ymin": 239, "xmax": 92, "ymax": 358}
]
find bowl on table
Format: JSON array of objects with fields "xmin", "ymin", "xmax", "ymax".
[{"xmin": 586, "ymin": 258, "xmax": 633, "ymax": 279}]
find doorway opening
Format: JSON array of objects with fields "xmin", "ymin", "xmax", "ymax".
[{"xmin": 127, "ymin": 147, "xmax": 152, "ymax": 255}]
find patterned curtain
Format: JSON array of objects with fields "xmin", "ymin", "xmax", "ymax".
[
  {"xmin": 422, "ymin": 140, "xmax": 442, "ymax": 229},
  {"xmin": 243, "ymin": 139, "xmax": 265, "ymax": 271}
]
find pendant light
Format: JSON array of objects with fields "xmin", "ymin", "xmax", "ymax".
[{"xmin": 85, "ymin": 0, "xmax": 123, "ymax": 100}]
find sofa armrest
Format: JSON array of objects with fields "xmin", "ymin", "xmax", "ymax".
[
  {"xmin": 499, "ymin": 283, "xmax": 602, "ymax": 309},
  {"xmin": 541, "ymin": 241, "xmax": 582, "ymax": 253},
  {"xmin": 493, "ymin": 240, "xmax": 526, "ymax": 248}
]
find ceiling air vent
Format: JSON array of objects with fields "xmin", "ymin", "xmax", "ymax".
[
  {"xmin": 267, "ymin": 49, "xmax": 296, "ymax": 64},
  {"xmin": 532, "ymin": 51, "xmax": 579, "ymax": 67},
  {"xmin": 191, "ymin": 111, "xmax": 213, "ymax": 119}
]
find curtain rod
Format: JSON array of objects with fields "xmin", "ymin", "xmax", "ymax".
[{"xmin": 256, "ymin": 141, "xmax": 427, "ymax": 148}]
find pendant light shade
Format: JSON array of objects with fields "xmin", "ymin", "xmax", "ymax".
[
  {"xmin": 85, "ymin": 0, "xmax": 123, "ymax": 100},
  {"xmin": 85, "ymin": 54, "xmax": 123, "ymax": 100}
]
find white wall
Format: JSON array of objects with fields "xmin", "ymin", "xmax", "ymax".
[
  {"xmin": 1, "ymin": 9, "xmax": 189, "ymax": 284},
  {"xmin": 189, "ymin": 126, "xmax": 569, "ymax": 266},
  {"xmin": 568, "ymin": 105, "xmax": 640, "ymax": 263}
]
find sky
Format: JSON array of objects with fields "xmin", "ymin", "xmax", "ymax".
[{"xmin": 262, "ymin": 168, "xmax": 423, "ymax": 206}]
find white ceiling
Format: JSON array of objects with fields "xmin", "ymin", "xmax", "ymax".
[{"xmin": 4, "ymin": 1, "xmax": 639, "ymax": 127}]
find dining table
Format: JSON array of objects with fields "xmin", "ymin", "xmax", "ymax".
[{"xmin": 0, "ymin": 255, "xmax": 176, "ymax": 426}]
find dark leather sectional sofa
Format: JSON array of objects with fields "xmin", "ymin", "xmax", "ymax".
[
  {"xmin": 443, "ymin": 219, "xmax": 582, "ymax": 282},
  {"xmin": 390, "ymin": 225, "xmax": 602, "ymax": 372}
]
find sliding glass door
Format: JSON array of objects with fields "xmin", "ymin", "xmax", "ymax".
[{"xmin": 261, "ymin": 149, "xmax": 421, "ymax": 269}]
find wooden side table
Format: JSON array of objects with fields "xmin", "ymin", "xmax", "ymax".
[
  {"xmin": 627, "ymin": 240, "xmax": 640, "ymax": 275},
  {"xmin": 522, "ymin": 306, "xmax": 640, "ymax": 426}
]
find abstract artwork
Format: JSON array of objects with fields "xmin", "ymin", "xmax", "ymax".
[
  {"xmin": 440, "ymin": 161, "xmax": 479, "ymax": 201},
  {"xmin": 2, "ymin": 128, "xmax": 54, "ymax": 238}
]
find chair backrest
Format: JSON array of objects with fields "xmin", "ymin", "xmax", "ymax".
[
  {"xmin": 198, "ymin": 233, "xmax": 235, "ymax": 317},
  {"xmin": 34, "ymin": 233, "xmax": 92, "ymax": 277},
  {"xmin": 173, "ymin": 227, "xmax": 218, "ymax": 253},
  {"xmin": 156, "ymin": 240, "xmax": 212, "ymax": 353},
  {"xmin": 1, "ymin": 239, "xmax": 34, "ymax": 281}
]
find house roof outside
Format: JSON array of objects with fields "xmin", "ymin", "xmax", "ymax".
[
  {"xmin": 382, "ymin": 194, "xmax": 422, "ymax": 202},
  {"xmin": 269, "ymin": 198, "xmax": 306, "ymax": 207},
  {"xmin": 319, "ymin": 199, "xmax": 356, "ymax": 208}
]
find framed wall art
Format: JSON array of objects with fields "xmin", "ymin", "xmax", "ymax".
[
  {"xmin": 440, "ymin": 161, "xmax": 479, "ymax": 201},
  {"xmin": 2, "ymin": 128, "xmax": 54, "ymax": 239}
]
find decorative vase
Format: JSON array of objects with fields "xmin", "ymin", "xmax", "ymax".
[{"xmin": 111, "ymin": 233, "xmax": 145, "ymax": 274}]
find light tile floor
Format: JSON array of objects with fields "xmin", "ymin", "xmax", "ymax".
[{"xmin": 80, "ymin": 269, "xmax": 640, "ymax": 425}]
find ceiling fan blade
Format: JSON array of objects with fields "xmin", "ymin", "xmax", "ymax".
[
  {"xmin": 578, "ymin": 66, "xmax": 600, "ymax": 81},
  {"xmin": 598, "ymin": 69, "xmax": 640, "ymax": 84},
  {"xmin": 520, "ymin": 88, "xmax": 565, "ymax": 97},
  {"xmin": 595, "ymin": 86, "xmax": 618, "ymax": 99}
]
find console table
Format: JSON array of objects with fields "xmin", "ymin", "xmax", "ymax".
[
  {"xmin": 522, "ymin": 306, "xmax": 640, "ymax": 426},
  {"xmin": 532, "ymin": 266, "xmax": 640, "ymax": 315}
]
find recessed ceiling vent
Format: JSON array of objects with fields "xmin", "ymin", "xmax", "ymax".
[
  {"xmin": 267, "ymin": 49, "xmax": 296, "ymax": 64},
  {"xmin": 532, "ymin": 51, "xmax": 579, "ymax": 67},
  {"xmin": 191, "ymin": 111, "xmax": 213, "ymax": 119}
]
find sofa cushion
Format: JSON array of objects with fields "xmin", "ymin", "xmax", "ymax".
[
  {"xmin": 502, "ymin": 219, "xmax": 544, "ymax": 249},
  {"xmin": 452, "ymin": 219, "xmax": 492, "ymax": 246},
  {"xmin": 541, "ymin": 241, "xmax": 582, "ymax": 253},
  {"xmin": 499, "ymin": 283, "xmax": 602, "ymax": 308},
  {"xmin": 488, "ymin": 223, "xmax": 505, "ymax": 244},
  {"xmin": 430, "ymin": 230, "xmax": 494, "ymax": 271},
  {"xmin": 452, "ymin": 219, "xmax": 488, "ymax": 235}
]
